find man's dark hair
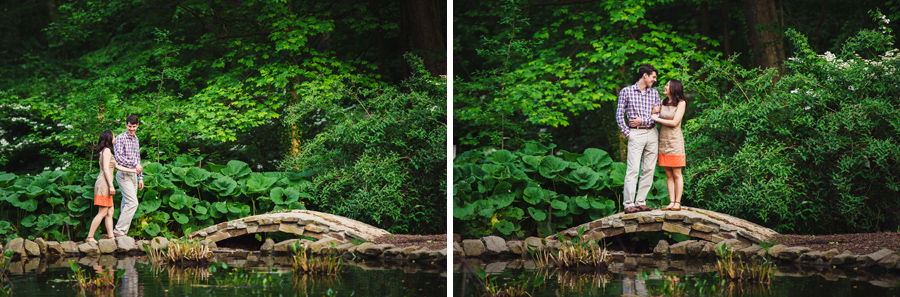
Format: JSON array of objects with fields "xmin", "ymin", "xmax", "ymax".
[
  {"xmin": 638, "ymin": 64, "xmax": 657, "ymax": 79},
  {"xmin": 126, "ymin": 115, "xmax": 139, "ymax": 125}
]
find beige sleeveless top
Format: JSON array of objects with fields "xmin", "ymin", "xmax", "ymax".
[{"xmin": 659, "ymin": 105, "xmax": 685, "ymax": 156}]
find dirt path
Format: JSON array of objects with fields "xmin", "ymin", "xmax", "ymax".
[{"xmin": 774, "ymin": 232, "xmax": 900, "ymax": 255}]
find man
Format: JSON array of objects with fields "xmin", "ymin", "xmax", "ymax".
[
  {"xmin": 113, "ymin": 115, "xmax": 144, "ymax": 237},
  {"xmin": 615, "ymin": 64, "xmax": 661, "ymax": 214}
]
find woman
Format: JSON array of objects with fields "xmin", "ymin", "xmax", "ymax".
[
  {"xmin": 651, "ymin": 80, "xmax": 687, "ymax": 211},
  {"xmin": 86, "ymin": 130, "xmax": 138, "ymax": 243}
]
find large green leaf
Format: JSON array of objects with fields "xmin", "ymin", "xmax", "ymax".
[
  {"xmin": 0, "ymin": 221, "xmax": 10, "ymax": 234},
  {"xmin": 270, "ymin": 187, "xmax": 286, "ymax": 204},
  {"xmin": 568, "ymin": 167, "xmax": 600, "ymax": 190},
  {"xmin": 538, "ymin": 156, "xmax": 569, "ymax": 179},
  {"xmin": 172, "ymin": 212, "xmax": 189, "ymax": 224},
  {"xmin": 141, "ymin": 198, "xmax": 163, "ymax": 213},
  {"xmin": 474, "ymin": 199, "xmax": 495, "ymax": 218},
  {"xmin": 214, "ymin": 201, "xmax": 228, "ymax": 213},
  {"xmin": 221, "ymin": 160, "xmax": 252, "ymax": 179},
  {"xmin": 143, "ymin": 189, "xmax": 159, "ymax": 201},
  {"xmin": 184, "ymin": 167, "xmax": 211, "ymax": 188},
  {"xmin": 193, "ymin": 205, "xmax": 208, "ymax": 215},
  {"xmin": 0, "ymin": 173, "xmax": 15, "ymax": 186},
  {"xmin": 527, "ymin": 207, "xmax": 547, "ymax": 221},
  {"xmin": 453, "ymin": 201, "xmax": 475, "ymax": 219},
  {"xmin": 168, "ymin": 193, "xmax": 189, "ymax": 210},
  {"xmin": 245, "ymin": 173, "xmax": 277, "ymax": 194},
  {"xmin": 67, "ymin": 199, "xmax": 90, "ymax": 212},
  {"xmin": 227, "ymin": 202, "xmax": 243, "ymax": 213},
  {"xmin": 489, "ymin": 150, "xmax": 517, "ymax": 164},
  {"xmin": 550, "ymin": 199, "xmax": 568, "ymax": 210},
  {"xmin": 47, "ymin": 197, "xmax": 65, "ymax": 208},
  {"xmin": 208, "ymin": 175, "xmax": 238, "ymax": 196},
  {"xmin": 176, "ymin": 155, "xmax": 200, "ymax": 167},
  {"xmin": 283, "ymin": 187, "xmax": 302, "ymax": 204},
  {"xmin": 492, "ymin": 193, "xmax": 515, "ymax": 209},
  {"xmin": 495, "ymin": 220, "xmax": 515, "ymax": 235},
  {"xmin": 143, "ymin": 163, "xmax": 166, "ymax": 176},
  {"xmin": 578, "ymin": 148, "xmax": 612, "ymax": 168},
  {"xmin": 608, "ymin": 162, "xmax": 626, "ymax": 188},
  {"xmin": 522, "ymin": 187, "xmax": 545, "ymax": 205},
  {"xmin": 142, "ymin": 223, "xmax": 161, "ymax": 237},
  {"xmin": 21, "ymin": 215, "xmax": 37, "ymax": 227},
  {"xmin": 23, "ymin": 186, "xmax": 45, "ymax": 198},
  {"xmin": 170, "ymin": 167, "xmax": 188, "ymax": 180}
]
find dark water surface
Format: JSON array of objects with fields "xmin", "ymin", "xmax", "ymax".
[
  {"xmin": 454, "ymin": 260, "xmax": 900, "ymax": 297},
  {"xmin": 6, "ymin": 255, "xmax": 446, "ymax": 297}
]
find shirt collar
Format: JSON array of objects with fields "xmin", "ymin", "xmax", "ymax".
[{"xmin": 632, "ymin": 83, "xmax": 653, "ymax": 95}]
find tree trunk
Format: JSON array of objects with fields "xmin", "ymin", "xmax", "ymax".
[
  {"xmin": 403, "ymin": 0, "xmax": 446, "ymax": 76},
  {"xmin": 722, "ymin": 0, "xmax": 731, "ymax": 57},
  {"xmin": 741, "ymin": 0, "xmax": 785, "ymax": 71}
]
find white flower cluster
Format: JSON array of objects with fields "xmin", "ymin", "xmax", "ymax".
[{"xmin": 880, "ymin": 14, "xmax": 892, "ymax": 34}]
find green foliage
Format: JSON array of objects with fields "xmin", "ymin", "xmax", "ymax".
[
  {"xmin": 454, "ymin": 0, "xmax": 719, "ymax": 149},
  {"xmin": 0, "ymin": 156, "xmax": 310, "ymax": 242},
  {"xmin": 684, "ymin": 18, "xmax": 900, "ymax": 234},
  {"xmin": 280, "ymin": 56, "xmax": 446, "ymax": 235},
  {"xmin": 454, "ymin": 143, "xmax": 668, "ymax": 238}
]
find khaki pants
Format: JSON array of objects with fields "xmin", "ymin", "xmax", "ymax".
[
  {"xmin": 623, "ymin": 128, "xmax": 658, "ymax": 208},
  {"xmin": 114, "ymin": 171, "xmax": 139, "ymax": 235}
]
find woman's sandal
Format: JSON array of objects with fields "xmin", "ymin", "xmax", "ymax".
[
  {"xmin": 86, "ymin": 238, "xmax": 98, "ymax": 244},
  {"xmin": 102, "ymin": 234, "xmax": 115, "ymax": 240},
  {"xmin": 670, "ymin": 202, "xmax": 682, "ymax": 211},
  {"xmin": 661, "ymin": 202, "xmax": 674, "ymax": 210}
]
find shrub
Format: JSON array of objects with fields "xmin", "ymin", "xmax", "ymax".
[{"xmin": 683, "ymin": 15, "xmax": 900, "ymax": 234}]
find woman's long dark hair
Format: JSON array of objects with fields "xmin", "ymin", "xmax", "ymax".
[
  {"xmin": 663, "ymin": 79, "xmax": 686, "ymax": 106},
  {"xmin": 95, "ymin": 130, "xmax": 115, "ymax": 154}
]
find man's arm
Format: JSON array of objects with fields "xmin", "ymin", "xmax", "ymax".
[{"xmin": 615, "ymin": 89, "xmax": 630, "ymax": 138}]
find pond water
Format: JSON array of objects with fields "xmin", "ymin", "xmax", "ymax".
[
  {"xmin": 453, "ymin": 258, "xmax": 900, "ymax": 297},
  {"xmin": 5, "ymin": 254, "xmax": 446, "ymax": 297}
]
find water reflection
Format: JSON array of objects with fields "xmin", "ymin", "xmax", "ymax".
[{"xmin": 456, "ymin": 257, "xmax": 900, "ymax": 296}]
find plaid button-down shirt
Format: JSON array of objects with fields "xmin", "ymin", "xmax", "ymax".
[
  {"xmin": 615, "ymin": 83, "xmax": 661, "ymax": 138},
  {"xmin": 114, "ymin": 131, "xmax": 143, "ymax": 181}
]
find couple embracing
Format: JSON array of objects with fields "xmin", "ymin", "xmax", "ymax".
[{"xmin": 615, "ymin": 64, "xmax": 686, "ymax": 214}]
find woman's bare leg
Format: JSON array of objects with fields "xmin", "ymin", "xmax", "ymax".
[
  {"xmin": 104, "ymin": 205, "xmax": 115, "ymax": 239},
  {"xmin": 664, "ymin": 167, "xmax": 676, "ymax": 209},
  {"xmin": 87, "ymin": 207, "xmax": 110, "ymax": 241},
  {"xmin": 673, "ymin": 167, "xmax": 684, "ymax": 206}
]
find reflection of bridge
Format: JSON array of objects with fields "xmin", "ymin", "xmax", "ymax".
[
  {"xmin": 187, "ymin": 210, "xmax": 391, "ymax": 243},
  {"xmin": 550, "ymin": 207, "xmax": 778, "ymax": 245}
]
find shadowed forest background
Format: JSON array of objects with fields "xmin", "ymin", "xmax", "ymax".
[
  {"xmin": 454, "ymin": 0, "xmax": 900, "ymax": 238},
  {"xmin": 0, "ymin": 0, "xmax": 446, "ymax": 241}
]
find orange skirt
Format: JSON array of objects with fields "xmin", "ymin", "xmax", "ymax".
[
  {"xmin": 94, "ymin": 195, "xmax": 113, "ymax": 207},
  {"xmin": 659, "ymin": 154, "xmax": 685, "ymax": 167}
]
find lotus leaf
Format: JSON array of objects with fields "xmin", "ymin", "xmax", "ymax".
[{"xmin": 185, "ymin": 167, "xmax": 211, "ymax": 188}]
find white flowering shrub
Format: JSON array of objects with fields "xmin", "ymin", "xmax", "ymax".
[{"xmin": 682, "ymin": 12, "xmax": 900, "ymax": 234}]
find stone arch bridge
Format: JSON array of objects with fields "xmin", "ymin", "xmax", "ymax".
[
  {"xmin": 187, "ymin": 210, "xmax": 390, "ymax": 243},
  {"xmin": 550, "ymin": 207, "xmax": 778, "ymax": 246}
]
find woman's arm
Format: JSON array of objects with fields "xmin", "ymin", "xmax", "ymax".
[
  {"xmin": 101, "ymin": 149, "xmax": 115, "ymax": 189},
  {"xmin": 651, "ymin": 101, "xmax": 687, "ymax": 127},
  {"xmin": 114, "ymin": 163, "xmax": 137, "ymax": 173}
]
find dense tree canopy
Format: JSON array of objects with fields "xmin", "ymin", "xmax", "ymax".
[
  {"xmin": 1, "ymin": 0, "xmax": 447, "ymax": 235},
  {"xmin": 454, "ymin": 0, "xmax": 900, "ymax": 236}
]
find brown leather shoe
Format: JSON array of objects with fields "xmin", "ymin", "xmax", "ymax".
[
  {"xmin": 637, "ymin": 205, "xmax": 653, "ymax": 212},
  {"xmin": 625, "ymin": 206, "xmax": 640, "ymax": 214}
]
